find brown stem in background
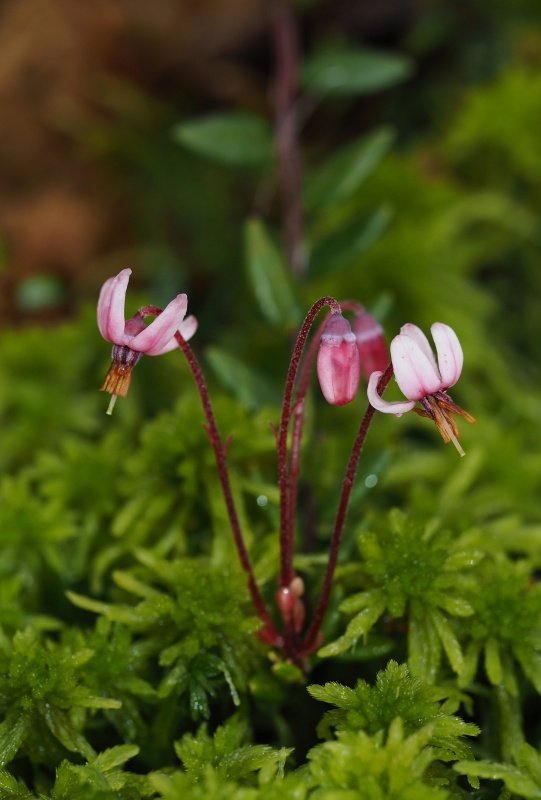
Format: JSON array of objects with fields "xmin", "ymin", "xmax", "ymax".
[{"xmin": 272, "ymin": 2, "xmax": 305, "ymax": 279}]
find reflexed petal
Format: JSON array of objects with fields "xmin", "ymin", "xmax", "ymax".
[
  {"xmin": 149, "ymin": 314, "xmax": 198, "ymax": 355},
  {"xmin": 97, "ymin": 269, "xmax": 131, "ymax": 343},
  {"xmin": 391, "ymin": 334, "xmax": 442, "ymax": 400},
  {"xmin": 367, "ymin": 371, "xmax": 416, "ymax": 417},
  {"xmin": 178, "ymin": 314, "xmax": 198, "ymax": 342},
  {"xmin": 400, "ymin": 323, "xmax": 439, "ymax": 376},
  {"xmin": 97, "ymin": 277, "xmax": 115, "ymax": 338},
  {"xmin": 130, "ymin": 294, "xmax": 188, "ymax": 354},
  {"xmin": 432, "ymin": 322, "xmax": 463, "ymax": 389}
]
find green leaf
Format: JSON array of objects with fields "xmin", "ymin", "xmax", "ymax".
[
  {"xmin": 409, "ymin": 601, "xmax": 441, "ymax": 684},
  {"xmin": 513, "ymin": 645, "xmax": 541, "ymax": 695},
  {"xmin": 244, "ymin": 218, "xmax": 301, "ymax": 328},
  {"xmin": 0, "ymin": 715, "xmax": 30, "ymax": 769},
  {"xmin": 301, "ymin": 45, "xmax": 414, "ymax": 96},
  {"xmin": 206, "ymin": 348, "xmax": 282, "ymax": 411},
  {"xmin": 304, "ymin": 127, "xmax": 395, "ymax": 213},
  {"xmin": 42, "ymin": 704, "xmax": 95, "ymax": 761},
  {"xmin": 172, "ymin": 112, "xmax": 275, "ymax": 169},
  {"xmin": 429, "ymin": 606, "xmax": 464, "ymax": 675},
  {"xmin": 318, "ymin": 634, "xmax": 354, "ymax": 659},
  {"xmin": 91, "ymin": 744, "xmax": 140, "ymax": 772},
  {"xmin": 0, "ymin": 770, "xmax": 32, "ymax": 799},
  {"xmin": 455, "ymin": 758, "xmax": 541, "ymax": 797},
  {"xmin": 309, "ymin": 206, "xmax": 393, "ymax": 278},
  {"xmin": 345, "ymin": 597, "xmax": 387, "ymax": 640},
  {"xmin": 485, "ymin": 637, "xmax": 504, "ymax": 686}
]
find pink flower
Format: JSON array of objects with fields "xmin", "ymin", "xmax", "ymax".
[
  {"xmin": 317, "ymin": 314, "xmax": 360, "ymax": 405},
  {"xmin": 367, "ymin": 322, "xmax": 475, "ymax": 456},
  {"xmin": 98, "ymin": 268, "xmax": 197, "ymax": 413}
]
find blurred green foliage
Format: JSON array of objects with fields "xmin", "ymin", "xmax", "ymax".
[{"xmin": 1, "ymin": 1, "xmax": 541, "ymax": 797}]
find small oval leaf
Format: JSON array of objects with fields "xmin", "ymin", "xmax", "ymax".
[
  {"xmin": 302, "ymin": 46, "xmax": 414, "ymax": 96},
  {"xmin": 244, "ymin": 218, "xmax": 301, "ymax": 328},
  {"xmin": 304, "ymin": 127, "xmax": 395, "ymax": 213},
  {"xmin": 172, "ymin": 113, "xmax": 275, "ymax": 169},
  {"xmin": 309, "ymin": 206, "xmax": 393, "ymax": 278}
]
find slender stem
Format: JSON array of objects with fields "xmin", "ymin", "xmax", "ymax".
[
  {"xmin": 278, "ymin": 298, "xmax": 341, "ymax": 589},
  {"xmin": 286, "ymin": 315, "xmax": 327, "ymax": 558},
  {"xmin": 301, "ymin": 365, "xmax": 394, "ymax": 653},
  {"xmin": 272, "ymin": 1, "xmax": 305, "ymax": 279},
  {"xmin": 286, "ymin": 301, "xmax": 365, "ymax": 563},
  {"xmin": 175, "ymin": 332, "xmax": 278, "ymax": 639}
]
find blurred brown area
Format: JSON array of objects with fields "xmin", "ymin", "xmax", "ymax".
[{"xmin": 0, "ymin": 0, "xmax": 411, "ymax": 323}]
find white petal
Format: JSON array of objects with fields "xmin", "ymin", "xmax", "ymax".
[
  {"xmin": 97, "ymin": 269, "xmax": 131, "ymax": 343},
  {"xmin": 391, "ymin": 334, "xmax": 442, "ymax": 400},
  {"xmin": 367, "ymin": 371, "xmax": 416, "ymax": 417},
  {"xmin": 130, "ymin": 294, "xmax": 187, "ymax": 354},
  {"xmin": 400, "ymin": 323, "xmax": 439, "ymax": 376},
  {"xmin": 149, "ymin": 315, "xmax": 198, "ymax": 355},
  {"xmin": 431, "ymin": 322, "xmax": 463, "ymax": 389}
]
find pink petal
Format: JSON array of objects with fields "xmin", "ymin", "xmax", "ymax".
[
  {"xmin": 431, "ymin": 322, "xmax": 463, "ymax": 389},
  {"xmin": 97, "ymin": 269, "xmax": 131, "ymax": 343},
  {"xmin": 130, "ymin": 294, "xmax": 188, "ymax": 354},
  {"xmin": 177, "ymin": 314, "xmax": 198, "ymax": 342},
  {"xmin": 367, "ymin": 371, "xmax": 416, "ymax": 417},
  {"xmin": 400, "ymin": 323, "xmax": 439, "ymax": 376},
  {"xmin": 391, "ymin": 334, "xmax": 443, "ymax": 400},
  {"xmin": 317, "ymin": 314, "xmax": 360, "ymax": 405},
  {"xmin": 317, "ymin": 339, "xmax": 360, "ymax": 405},
  {"xmin": 149, "ymin": 314, "xmax": 198, "ymax": 356}
]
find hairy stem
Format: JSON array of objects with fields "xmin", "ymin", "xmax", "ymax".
[
  {"xmin": 286, "ymin": 300, "xmax": 365, "ymax": 563},
  {"xmin": 278, "ymin": 298, "xmax": 341, "ymax": 591},
  {"xmin": 175, "ymin": 332, "xmax": 278, "ymax": 639},
  {"xmin": 301, "ymin": 364, "xmax": 394, "ymax": 653}
]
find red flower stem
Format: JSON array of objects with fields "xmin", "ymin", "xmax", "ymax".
[
  {"xmin": 301, "ymin": 364, "xmax": 394, "ymax": 654},
  {"xmin": 272, "ymin": 1, "xmax": 305, "ymax": 279},
  {"xmin": 279, "ymin": 297, "xmax": 341, "ymax": 589},
  {"xmin": 174, "ymin": 331, "xmax": 278, "ymax": 638},
  {"xmin": 286, "ymin": 316, "xmax": 327, "ymax": 556},
  {"xmin": 286, "ymin": 300, "xmax": 365, "ymax": 559}
]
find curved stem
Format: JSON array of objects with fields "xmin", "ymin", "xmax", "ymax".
[
  {"xmin": 286, "ymin": 300, "xmax": 365, "ymax": 561},
  {"xmin": 278, "ymin": 298, "xmax": 342, "ymax": 591},
  {"xmin": 175, "ymin": 332, "xmax": 278, "ymax": 639},
  {"xmin": 286, "ymin": 315, "xmax": 327, "ymax": 557},
  {"xmin": 301, "ymin": 364, "xmax": 394, "ymax": 653}
]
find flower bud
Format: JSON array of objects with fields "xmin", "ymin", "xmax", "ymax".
[
  {"xmin": 317, "ymin": 314, "xmax": 360, "ymax": 405},
  {"xmin": 352, "ymin": 311, "xmax": 389, "ymax": 381}
]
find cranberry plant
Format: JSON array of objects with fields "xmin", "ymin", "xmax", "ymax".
[{"xmin": 0, "ymin": 4, "xmax": 540, "ymax": 799}]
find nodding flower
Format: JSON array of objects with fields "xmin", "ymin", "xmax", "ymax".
[
  {"xmin": 97, "ymin": 268, "xmax": 197, "ymax": 414},
  {"xmin": 317, "ymin": 313, "xmax": 361, "ymax": 406},
  {"xmin": 367, "ymin": 322, "xmax": 475, "ymax": 456}
]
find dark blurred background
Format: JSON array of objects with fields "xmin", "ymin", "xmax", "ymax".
[{"xmin": 1, "ymin": 0, "xmax": 538, "ymax": 332}]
